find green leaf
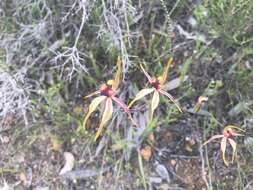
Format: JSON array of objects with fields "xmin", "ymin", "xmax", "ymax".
[
  {"xmin": 180, "ymin": 58, "xmax": 192, "ymax": 81},
  {"xmin": 138, "ymin": 149, "xmax": 147, "ymax": 189}
]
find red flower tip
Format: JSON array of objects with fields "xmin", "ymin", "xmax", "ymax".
[
  {"xmin": 150, "ymin": 78, "xmax": 161, "ymax": 90},
  {"xmin": 99, "ymin": 84, "xmax": 115, "ymax": 97},
  {"xmin": 223, "ymin": 129, "xmax": 233, "ymax": 138}
]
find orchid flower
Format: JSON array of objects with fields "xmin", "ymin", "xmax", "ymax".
[
  {"xmin": 194, "ymin": 96, "xmax": 208, "ymax": 112},
  {"xmin": 203, "ymin": 125, "xmax": 244, "ymax": 166},
  {"xmin": 83, "ymin": 57, "xmax": 134, "ymax": 141},
  {"xmin": 128, "ymin": 58, "xmax": 182, "ymax": 119}
]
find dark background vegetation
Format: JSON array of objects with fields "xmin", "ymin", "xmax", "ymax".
[{"xmin": 0, "ymin": 0, "xmax": 253, "ymax": 189}]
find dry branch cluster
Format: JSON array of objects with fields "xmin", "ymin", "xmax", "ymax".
[{"xmin": 0, "ymin": 0, "xmax": 139, "ymax": 125}]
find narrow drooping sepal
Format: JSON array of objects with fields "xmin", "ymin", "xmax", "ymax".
[
  {"xmin": 159, "ymin": 58, "xmax": 173, "ymax": 85},
  {"xmin": 112, "ymin": 96, "xmax": 129, "ymax": 113},
  {"xmin": 83, "ymin": 96, "xmax": 107, "ymax": 128},
  {"xmin": 158, "ymin": 89, "xmax": 182, "ymax": 113},
  {"xmin": 202, "ymin": 134, "xmax": 224, "ymax": 146},
  {"xmin": 224, "ymin": 125, "xmax": 245, "ymax": 133},
  {"xmin": 140, "ymin": 64, "xmax": 153, "ymax": 84},
  {"xmin": 112, "ymin": 56, "xmax": 122, "ymax": 91},
  {"xmin": 84, "ymin": 90, "xmax": 100, "ymax": 99},
  {"xmin": 95, "ymin": 98, "xmax": 113, "ymax": 141},
  {"xmin": 221, "ymin": 137, "xmax": 228, "ymax": 166},
  {"xmin": 150, "ymin": 90, "xmax": 159, "ymax": 120},
  {"xmin": 228, "ymin": 138, "xmax": 237, "ymax": 163},
  {"xmin": 128, "ymin": 88, "xmax": 154, "ymax": 108},
  {"xmin": 112, "ymin": 96, "xmax": 138, "ymax": 127}
]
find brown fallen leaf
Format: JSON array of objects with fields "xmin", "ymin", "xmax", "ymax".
[
  {"xmin": 140, "ymin": 145, "xmax": 152, "ymax": 161},
  {"xmin": 59, "ymin": 152, "xmax": 75, "ymax": 175}
]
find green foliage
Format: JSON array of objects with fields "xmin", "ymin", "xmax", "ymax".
[{"xmin": 204, "ymin": 0, "xmax": 253, "ymax": 46}]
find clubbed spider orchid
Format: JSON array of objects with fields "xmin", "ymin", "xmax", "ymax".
[
  {"xmin": 194, "ymin": 96, "xmax": 208, "ymax": 112},
  {"xmin": 83, "ymin": 57, "xmax": 134, "ymax": 141},
  {"xmin": 128, "ymin": 58, "xmax": 182, "ymax": 119},
  {"xmin": 203, "ymin": 125, "xmax": 244, "ymax": 166}
]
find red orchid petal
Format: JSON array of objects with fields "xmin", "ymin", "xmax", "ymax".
[
  {"xmin": 84, "ymin": 90, "xmax": 100, "ymax": 99},
  {"xmin": 112, "ymin": 96, "xmax": 138, "ymax": 127},
  {"xmin": 111, "ymin": 96, "xmax": 129, "ymax": 113},
  {"xmin": 230, "ymin": 131, "xmax": 244, "ymax": 137},
  {"xmin": 158, "ymin": 89, "xmax": 182, "ymax": 113},
  {"xmin": 202, "ymin": 134, "xmax": 224, "ymax": 146},
  {"xmin": 140, "ymin": 64, "xmax": 153, "ymax": 84}
]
